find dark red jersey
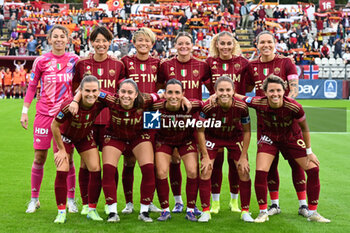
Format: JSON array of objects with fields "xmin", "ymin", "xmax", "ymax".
[
  {"xmin": 55, "ymin": 99, "xmax": 106, "ymax": 143},
  {"xmin": 73, "ymin": 55, "xmax": 125, "ymax": 125},
  {"xmin": 201, "ymin": 97, "xmax": 249, "ymax": 141},
  {"xmin": 121, "ymin": 55, "xmax": 160, "ymax": 93},
  {"xmin": 243, "ymin": 96, "xmax": 305, "ymax": 142},
  {"xmin": 158, "ymin": 56, "xmax": 211, "ymax": 99},
  {"xmin": 206, "ymin": 56, "xmax": 252, "ymax": 95},
  {"xmin": 98, "ymin": 90, "xmax": 158, "ymax": 141},
  {"xmin": 247, "ymin": 54, "xmax": 298, "ymax": 96},
  {"xmin": 151, "ymin": 99, "xmax": 203, "ymax": 146}
]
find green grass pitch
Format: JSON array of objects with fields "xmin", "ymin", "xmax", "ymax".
[{"xmin": 0, "ymin": 99, "xmax": 349, "ymax": 233}]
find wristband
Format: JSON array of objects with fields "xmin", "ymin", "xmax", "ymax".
[
  {"xmin": 72, "ymin": 100, "xmax": 79, "ymax": 104},
  {"xmin": 22, "ymin": 106, "xmax": 28, "ymax": 114},
  {"xmin": 306, "ymin": 147, "xmax": 312, "ymax": 154}
]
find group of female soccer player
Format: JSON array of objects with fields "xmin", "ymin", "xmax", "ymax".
[{"xmin": 20, "ymin": 24, "xmax": 330, "ymax": 224}]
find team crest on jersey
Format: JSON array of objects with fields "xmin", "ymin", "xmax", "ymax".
[
  {"xmin": 254, "ymin": 67, "xmax": 257, "ymax": 71},
  {"xmin": 211, "ymin": 65, "xmax": 217, "ymax": 70},
  {"xmin": 87, "ymin": 65, "xmax": 91, "ymax": 70},
  {"xmin": 130, "ymin": 62, "xmax": 134, "ymax": 65},
  {"xmin": 274, "ymin": 67, "xmax": 280, "ymax": 75},
  {"xmin": 97, "ymin": 68, "xmax": 104, "ymax": 76},
  {"xmin": 181, "ymin": 69, "xmax": 187, "ymax": 77},
  {"xmin": 263, "ymin": 68, "xmax": 269, "ymax": 76},
  {"xmin": 193, "ymin": 69, "xmax": 199, "ymax": 77},
  {"xmin": 234, "ymin": 64, "xmax": 241, "ymax": 70},
  {"xmin": 152, "ymin": 65, "xmax": 157, "ymax": 72},
  {"xmin": 170, "ymin": 67, "xmax": 175, "ymax": 71},
  {"xmin": 213, "ymin": 61, "xmax": 217, "ymax": 64},
  {"xmin": 109, "ymin": 69, "xmax": 116, "ymax": 76},
  {"xmin": 140, "ymin": 64, "xmax": 146, "ymax": 71},
  {"xmin": 222, "ymin": 64, "xmax": 228, "ymax": 71},
  {"xmin": 170, "ymin": 72, "xmax": 175, "ymax": 76}
]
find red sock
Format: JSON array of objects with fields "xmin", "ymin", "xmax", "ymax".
[
  {"xmin": 156, "ymin": 177, "xmax": 169, "ymax": 209},
  {"xmin": 102, "ymin": 164, "xmax": 117, "ymax": 205},
  {"xmin": 67, "ymin": 162, "xmax": 76, "ymax": 199},
  {"xmin": 239, "ymin": 179, "xmax": 251, "ymax": 212},
  {"xmin": 228, "ymin": 157, "xmax": 239, "ymax": 194},
  {"xmin": 268, "ymin": 156, "xmax": 280, "ymax": 195},
  {"xmin": 199, "ymin": 178, "xmax": 211, "ymax": 210},
  {"xmin": 186, "ymin": 177, "xmax": 198, "ymax": 209},
  {"xmin": 88, "ymin": 171, "xmax": 101, "ymax": 207},
  {"xmin": 306, "ymin": 167, "xmax": 320, "ymax": 211},
  {"xmin": 211, "ymin": 151, "xmax": 223, "ymax": 194},
  {"xmin": 31, "ymin": 162, "xmax": 44, "ymax": 198},
  {"xmin": 122, "ymin": 164, "xmax": 134, "ymax": 203},
  {"xmin": 255, "ymin": 170, "xmax": 268, "ymax": 210},
  {"xmin": 140, "ymin": 163, "xmax": 155, "ymax": 205},
  {"xmin": 288, "ymin": 159, "xmax": 306, "ymax": 193},
  {"xmin": 79, "ymin": 167, "xmax": 89, "ymax": 205},
  {"xmin": 55, "ymin": 171, "xmax": 68, "ymax": 207},
  {"xmin": 170, "ymin": 163, "xmax": 182, "ymax": 196}
]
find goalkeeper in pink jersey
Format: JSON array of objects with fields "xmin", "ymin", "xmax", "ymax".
[{"xmin": 20, "ymin": 25, "xmax": 80, "ymax": 214}]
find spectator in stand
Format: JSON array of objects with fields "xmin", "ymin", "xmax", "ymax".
[
  {"xmin": 342, "ymin": 49, "xmax": 350, "ymax": 65},
  {"xmin": 333, "ymin": 38, "xmax": 343, "ymax": 59},
  {"xmin": 266, "ymin": 5, "xmax": 273, "ymax": 18},
  {"xmin": 337, "ymin": 24, "xmax": 345, "ymax": 39},
  {"xmin": 24, "ymin": 28, "xmax": 34, "ymax": 40},
  {"xmin": 258, "ymin": 6, "xmax": 266, "ymax": 20},
  {"xmin": 276, "ymin": 39, "xmax": 288, "ymax": 56},
  {"xmin": 289, "ymin": 27, "xmax": 298, "ymax": 49},
  {"xmin": 9, "ymin": 5, "xmax": 19, "ymax": 18},
  {"xmin": 273, "ymin": 7, "xmax": 281, "ymax": 19},
  {"xmin": 10, "ymin": 28, "xmax": 18, "ymax": 40},
  {"xmin": 7, "ymin": 15, "xmax": 17, "ymax": 37},
  {"xmin": 320, "ymin": 42, "xmax": 330, "ymax": 59},
  {"xmin": 7, "ymin": 43, "xmax": 17, "ymax": 56},
  {"xmin": 155, "ymin": 37, "xmax": 165, "ymax": 55},
  {"xmin": 18, "ymin": 42, "xmax": 27, "ymax": 56},
  {"xmin": 302, "ymin": 39, "xmax": 311, "ymax": 52},
  {"xmin": 240, "ymin": 1, "xmax": 252, "ymax": 30},
  {"xmin": 178, "ymin": 10, "xmax": 188, "ymax": 32},
  {"xmin": 280, "ymin": 8, "xmax": 287, "ymax": 18},
  {"xmin": 27, "ymin": 35, "xmax": 38, "ymax": 56},
  {"xmin": 124, "ymin": 0, "xmax": 133, "ymax": 19}
]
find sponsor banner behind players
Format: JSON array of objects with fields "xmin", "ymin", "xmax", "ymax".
[{"xmin": 297, "ymin": 79, "xmax": 343, "ymax": 99}]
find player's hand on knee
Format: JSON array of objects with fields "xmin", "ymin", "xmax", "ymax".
[
  {"xmin": 54, "ymin": 151, "xmax": 69, "ymax": 168},
  {"xmin": 306, "ymin": 153, "xmax": 320, "ymax": 168},
  {"xmin": 238, "ymin": 157, "xmax": 250, "ymax": 174},
  {"xmin": 201, "ymin": 157, "xmax": 212, "ymax": 174}
]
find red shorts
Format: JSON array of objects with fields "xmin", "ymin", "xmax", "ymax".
[
  {"xmin": 123, "ymin": 130, "xmax": 156, "ymax": 157},
  {"xmin": 21, "ymin": 82, "xmax": 26, "ymax": 87},
  {"xmin": 205, "ymin": 137, "xmax": 243, "ymax": 161},
  {"xmin": 257, "ymin": 135, "xmax": 307, "ymax": 160},
  {"xmin": 155, "ymin": 140, "xmax": 197, "ymax": 157},
  {"xmin": 92, "ymin": 124, "xmax": 107, "ymax": 151},
  {"xmin": 53, "ymin": 133, "xmax": 97, "ymax": 154},
  {"xmin": 33, "ymin": 114, "xmax": 54, "ymax": 150},
  {"xmin": 103, "ymin": 132, "xmax": 152, "ymax": 153}
]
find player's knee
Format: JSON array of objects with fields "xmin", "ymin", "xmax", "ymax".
[
  {"xmin": 186, "ymin": 169, "xmax": 198, "ymax": 179},
  {"xmin": 238, "ymin": 171, "xmax": 250, "ymax": 181},
  {"xmin": 156, "ymin": 167, "xmax": 168, "ymax": 179}
]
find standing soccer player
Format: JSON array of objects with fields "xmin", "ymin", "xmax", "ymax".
[
  {"xmin": 158, "ymin": 32, "xmax": 211, "ymax": 214},
  {"xmin": 238, "ymin": 75, "xmax": 330, "ymax": 223},
  {"xmin": 119, "ymin": 27, "xmax": 162, "ymax": 214},
  {"xmin": 206, "ymin": 31, "xmax": 252, "ymax": 214},
  {"xmin": 246, "ymin": 31, "xmax": 308, "ymax": 217},
  {"xmin": 72, "ymin": 26, "xmax": 125, "ymax": 215},
  {"xmin": 20, "ymin": 25, "xmax": 80, "ymax": 213},
  {"xmin": 198, "ymin": 76, "xmax": 253, "ymax": 222},
  {"xmin": 51, "ymin": 76, "xmax": 105, "ymax": 223}
]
